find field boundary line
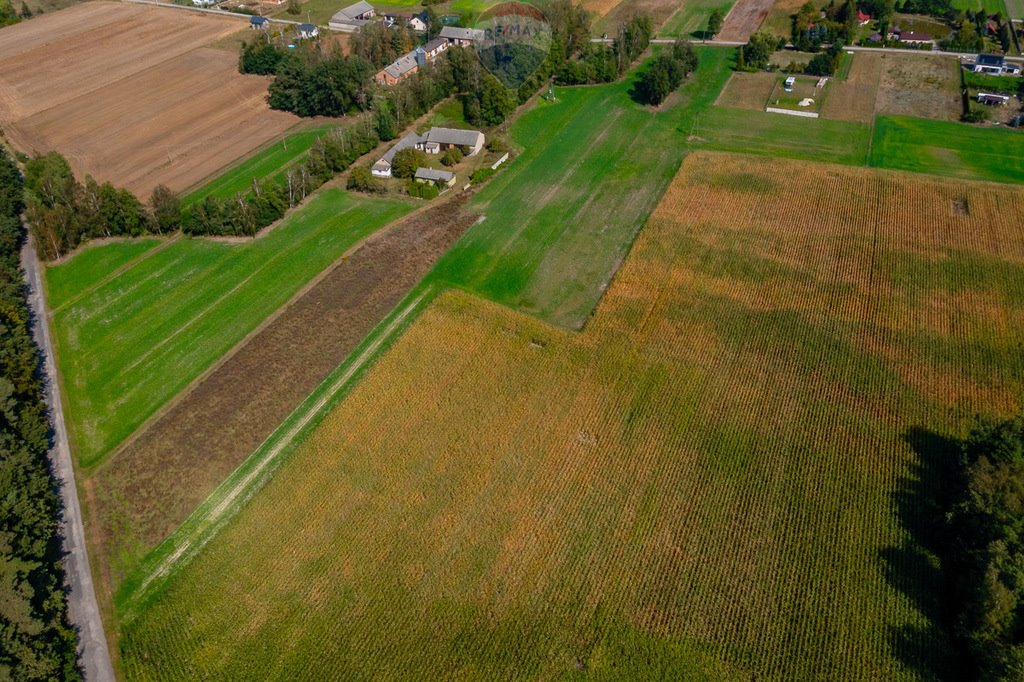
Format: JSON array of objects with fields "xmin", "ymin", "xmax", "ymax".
[
  {"xmin": 50, "ymin": 236, "xmax": 179, "ymax": 316},
  {"xmin": 115, "ymin": 283, "xmax": 438, "ymax": 621}
]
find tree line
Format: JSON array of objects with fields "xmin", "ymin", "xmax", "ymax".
[
  {"xmin": 0, "ymin": 146, "xmax": 81, "ymax": 679},
  {"xmin": 633, "ymin": 40, "xmax": 699, "ymax": 105}
]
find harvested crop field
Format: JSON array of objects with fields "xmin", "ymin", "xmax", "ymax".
[
  {"xmin": 86, "ymin": 195, "xmax": 480, "ymax": 591},
  {"xmin": 717, "ymin": 0, "xmax": 775, "ymax": 41},
  {"xmin": 875, "ymin": 52, "xmax": 962, "ymax": 121},
  {"xmin": 120, "ymin": 152, "xmax": 1024, "ymax": 678},
  {"xmin": 0, "ymin": 2, "xmax": 299, "ymax": 197},
  {"xmin": 821, "ymin": 51, "xmax": 883, "ymax": 123}
]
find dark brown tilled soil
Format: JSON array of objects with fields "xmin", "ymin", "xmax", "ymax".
[{"xmin": 87, "ymin": 195, "xmax": 479, "ymax": 587}]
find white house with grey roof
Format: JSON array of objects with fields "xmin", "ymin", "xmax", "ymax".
[
  {"xmin": 415, "ymin": 167, "xmax": 456, "ymax": 186},
  {"xmin": 329, "ymin": 1, "xmax": 376, "ymax": 32},
  {"xmin": 371, "ymin": 127, "xmax": 485, "ymax": 177}
]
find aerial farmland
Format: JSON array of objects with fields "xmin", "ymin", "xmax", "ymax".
[{"xmin": 0, "ymin": 0, "xmax": 1022, "ymax": 679}]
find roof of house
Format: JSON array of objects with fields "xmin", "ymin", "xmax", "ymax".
[
  {"xmin": 424, "ymin": 37, "xmax": 447, "ymax": 52},
  {"xmin": 439, "ymin": 26, "xmax": 485, "ymax": 41},
  {"xmin": 856, "ymin": 9, "xmax": 871, "ymax": 21},
  {"xmin": 300, "ymin": 23, "xmax": 317, "ymax": 31},
  {"xmin": 381, "ymin": 51, "xmax": 420, "ymax": 80},
  {"xmin": 423, "ymin": 127, "xmax": 484, "ymax": 147},
  {"xmin": 380, "ymin": 131, "xmax": 423, "ymax": 164},
  {"xmin": 899, "ymin": 31, "xmax": 932, "ymax": 40},
  {"xmin": 977, "ymin": 53, "xmax": 1006, "ymax": 66},
  {"xmin": 250, "ymin": 15, "xmax": 268, "ymax": 23},
  {"xmin": 415, "ymin": 167, "xmax": 455, "ymax": 182}
]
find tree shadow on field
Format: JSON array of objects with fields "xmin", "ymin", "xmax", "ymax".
[{"xmin": 879, "ymin": 427, "xmax": 968, "ymax": 681}]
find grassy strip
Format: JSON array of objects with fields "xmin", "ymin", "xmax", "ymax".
[
  {"xmin": 659, "ymin": 0, "xmax": 734, "ymax": 38},
  {"xmin": 181, "ymin": 124, "xmax": 336, "ymax": 207},
  {"xmin": 869, "ymin": 115, "xmax": 1024, "ymax": 183},
  {"xmin": 48, "ymin": 190, "xmax": 412, "ymax": 466}
]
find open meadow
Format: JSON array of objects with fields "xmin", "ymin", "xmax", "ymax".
[
  {"xmin": 0, "ymin": 2, "xmax": 299, "ymax": 198},
  {"xmin": 47, "ymin": 190, "xmax": 411, "ymax": 466},
  {"xmin": 119, "ymin": 152, "xmax": 1024, "ymax": 679}
]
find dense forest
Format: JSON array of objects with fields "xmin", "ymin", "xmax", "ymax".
[{"xmin": 0, "ymin": 147, "xmax": 80, "ymax": 679}]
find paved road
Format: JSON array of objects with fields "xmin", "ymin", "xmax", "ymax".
[{"xmin": 21, "ymin": 235, "xmax": 116, "ymax": 682}]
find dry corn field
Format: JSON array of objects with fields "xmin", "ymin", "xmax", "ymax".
[{"xmin": 120, "ymin": 152, "xmax": 1024, "ymax": 679}]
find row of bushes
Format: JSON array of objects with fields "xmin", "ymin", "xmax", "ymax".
[
  {"xmin": 634, "ymin": 40, "xmax": 699, "ymax": 105},
  {"xmin": 0, "ymin": 146, "xmax": 81, "ymax": 679},
  {"xmin": 556, "ymin": 15, "xmax": 654, "ymax": 85}
]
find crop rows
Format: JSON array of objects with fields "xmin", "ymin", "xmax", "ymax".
[{"xmin": 120, "ymin": 153, "xmax": 1024, "ymax": 679}]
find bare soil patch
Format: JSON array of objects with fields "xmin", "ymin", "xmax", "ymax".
[
  {"xmin": 822, "ymin": 51, "xmax": 883, "ymax": 123},
  {"xmin": 87, "ymin": 195, "xmax": 480, "ymax": 588},
  {"xmin": 875, "ymin": 52, "xmax": 962, "ymax": 121},
  {"xmin": 0, "ymin": 2, "xmax": 300, "ymax": 197},
  {"xmin": 715, "ymin": 72, "xmax": 777, "ymax": 110},
  {"xmin": 718, "ymin": 0, "xmax": 777, "ymax": 41}
]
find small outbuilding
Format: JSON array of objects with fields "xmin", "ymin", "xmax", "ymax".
[
  {"xmin": 298, "ymin": 23, "xmax": 319, "ymax": 39},
  {"xmin": 329, "ymin": 1, "xmax": 376, "ymax": 32},
  {"xmin": 977, "ymin": 92, "xmax": 1011, "ymax": 105},
  {"xmin": 250, "ymin": 15, "xmax": 269, "ymax": 29},
  {"xmin": 414, "ymin": 167, "xmax": 456, "ymax": 187},
  {"xmin": 439, "ymin": 26, "xmax": 485, "ymax": 46}
]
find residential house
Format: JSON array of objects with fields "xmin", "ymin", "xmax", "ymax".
[
  {"xmin": 973, "ymin": 54, "xmax": 1022, "ymax": 75},
  {"xmin": 415, "ymin": 167, "xmax": 456, "ymax": 187},
  {"xmin": 423, "ymin": 37, "xmax": 449, "ymax": 59},
  {"xmin": 374, "ymin": 51, "xmax": 420, "ymax": 85},
  {"xmin": 409, "ymin": 12, "xmax": 428, "ymax": 32},
  {"xmin": 856, "ymin": 9, "xmax": 871, "ymax": 25},
  {"xmin": 372, "ymin": 127, "xmax": 485, "ymax": 177},
  {"xmin": 898, "ymin": 30, "xmax": 933, "ymax": 45},
  {"xmin": 250, "ymin": 15, "xmax": 269, "ymax": 29},
  {"xmin": 298, "ymin": 23, "xmax": 319, "ymax": 39},
  {"xmin": 329, "ymin": 1, "xmax": 375, "ymax": 32},
  {"xmin": 439, "ymin": 26, "xmax": 485, "ymax": 46}
]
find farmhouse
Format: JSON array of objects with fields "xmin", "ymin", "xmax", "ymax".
[
  {"xmin": 374, "ymin": 49, "xmax": 421, "ymax": 85},
  {"xmin": 298, "ymin": 23, "xmax": 319, "ymax": 39},
  {"xmin": 250, "ymin": 15, "xmax": 268, "ymax": 29},
  {"xmin": 328, "ymin": 1, "xmax": 375, "ymax": 32},
  {"xmin": 422, "ymin": 37, "xmax": 449, "ymax": 59},
  {"xmin": 414, "ymin": 167, "xmax": 456, "ymax": 187},
  {"xmin": 977, "ymin": 91, "xmax": 1011, "ymax": 105},
  {"xmin": 439, "ymin": 26, "xmax": 485, "ymax": 45},
  {"xmin": 372, "ymin": 127, "xmax": 485, "ymax": 177},
  {"xmin": 973, "ymin": 54, "xmax": 1022, "ymax": 75}
]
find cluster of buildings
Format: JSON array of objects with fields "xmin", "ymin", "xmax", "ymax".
[
  {"xmin": 374, "ymin": 26, "xmax": 484, "ymax": 85},
  {"xmin": 371, "ymin": 126, "xmax": 485, "ymax": 185}
]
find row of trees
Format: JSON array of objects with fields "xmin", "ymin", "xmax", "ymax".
[
  {"xmin": 556, "ymin": 15, "xmax": 654, "ymax": 85},
  {"xmin": 23, "ymin": 153, "xmax": 179, "ymax": 261},
  {"xmin": 0, "ymin": 146, "xmax": 81, "ymax": 679},
  {"xmin": 941, "ymin": 416, "xmax": 1024, "ymax": 679}
]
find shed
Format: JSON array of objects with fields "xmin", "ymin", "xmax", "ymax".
[
  {"xmin": 414, "ymin": 167, "xmax": 456, "ymax": 186},
  {"xmin": 977, "ymin": 92, "xmax": 1010, "ymax": 105},
  {"xmin": 299, "ymin": 23, "xmax": 319, "ymax": 39},
  {"xmin": 250, "ymin": 15, "xmax": 269, "ymax": 29}
]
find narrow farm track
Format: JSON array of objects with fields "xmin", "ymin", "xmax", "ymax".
[
  {"xmin": 20, "ymin": 236, "xmax": 115, "ymax": 682},
  {"xmin": 87, "ymin": 196, "xmax": 481, "ymax": 593}
]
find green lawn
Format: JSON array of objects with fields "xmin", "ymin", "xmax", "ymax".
[
  {"xmin": 182, "ymin": 124, "xmax": 336, "ymax": 206},
  {"xmin": 659, "ymin": 0, "xmax": 734, "ymax": 38},
  {"xmin": 869, "ymin": 115, "xmax": 1024, "ymax": 183},
  {"xmin": 1007, "ymin": 0, "xmax": 1024, "ymax": 19},
  {"xmin": 950, "ymin": 0, "xmax": 1008, "ymax": 15},
  {"xmin": 48, "ymin": 191, "xmax": 412, "ymax": 466}
]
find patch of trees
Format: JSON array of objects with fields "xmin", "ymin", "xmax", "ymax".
[
  {"xmin": 268, "ymin": 48, "xmax": 374, "ymax": 117},
  {"xmin": 351, "ymin": 22, "xmax": 415, "ymax": 69},
  {"xmin": 24, "ymin": 153, "xmax": 160, "ymax": 260},
  {"xmin": 805, "ymin": 42, "xmax": 844, "ymax": 75},
  {"xmin": 556, "ymin": 15, "xmax": 654, "ymax": 85},
  {"xmin": 0, "ymin": 0, "xmax": 20, "ymax": 26},
  {"xmin": 633, "ymin": 41, "xmax": 699, "ymax": 105},
  {"xmin": 944, "ymin": 416, "xmax": 1024, "ymax": 679},
  {"xmin": 346, "ymin": 166, "xmax": 385, "ymax": 193},
  {"xmin": 941, "ymin": 17, "xmax": 985, "ymax": 51},
  {"xmin": 738, "ymin": 31, "xmax": 787, "ymax": 70},
  {"xmin": 706, "ymin": 8, "xmax": 724, "ymax": 38},
  {"xmin": 0, "ymin": 146, "xmax": 81, "ymax": 680},
  {"xmin": 239, "ymin": 34, "xmax": 287, "ymax": 75}
]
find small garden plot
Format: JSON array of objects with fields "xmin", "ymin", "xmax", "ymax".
[
  {"xmin": 964, "ymin": 73, "xmax": 1023, "ymax": 124},
  {"xmin": 714, "ymin": 71, "xmax": 778, "ymax": 110},
  {"xmin": 765, "ymin": 74, "xmax": 830, "ymax": 116}
]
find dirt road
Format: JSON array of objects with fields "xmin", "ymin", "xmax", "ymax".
[{"xmin": 21, "ymin": 235, "xmax": 115, "ymax": 682}]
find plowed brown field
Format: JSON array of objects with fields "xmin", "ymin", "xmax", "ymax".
[{"xmin": 0, "ymin": 2, "xmax": 299, "ymax": 197}]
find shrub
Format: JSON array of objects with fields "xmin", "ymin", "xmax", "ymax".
[
  {"xmin": 470, "ymin": 167, "xmax": 496, "ymax": 184},
  {"xmin": 441, "ymin": 147, "xmax": 464, "ymax": 167},
  {"xmin": 407, "ymin": 180, "xmax": 440, "ymax": 199},
  {"xmin": 347, "ymin": 166, "xmax": 385, "ymax": 193},
  {"xmin": 391, "ymin": 148, "xmax": 427, "ymax": 179}
]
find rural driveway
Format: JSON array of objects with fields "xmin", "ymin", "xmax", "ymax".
[{"xmin": 21, "ymin": 234, "xmax": 115, "ymax": 682}]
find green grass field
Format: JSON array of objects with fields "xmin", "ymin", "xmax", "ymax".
[
  {"xmin": 181, "ymin": 124, "xmax": 336, "ymax": 206},
  {"xmin": 869, "ymin": 115, "xmax": 1024, "ymax": 183},
  {"xmin": 950, "ymin": 0, "xmax": 1008, "ymax": 14},
  {"xmin": 1007, "ymin": 0, "xmax": 1024, "ymax": 18},
  {"xmin": 659, "ymin": 0, "xmax": 733, "ymax": 38},
  {"xmin": 119, "ymin": 152, "xmax": 1024, "ymax": 679},
  {"xmin": 48, "ymin": 191, "xmax": 411, "ymax": 466}
]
